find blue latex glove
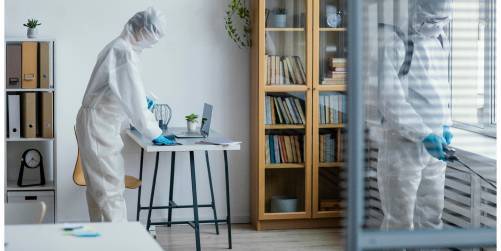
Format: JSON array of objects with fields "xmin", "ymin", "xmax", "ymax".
[
  {"xmin": 152, "ymin": 135, "xmax": 176, "ymax": 145},
  {"xmin": 422, "ymin": 134, "xmax": 446, "ymax": 160},
  {"xmin": 443, "ymin": 125, "xmax": 453, "ymax": 145},
  {"xmin": 146, "ymin": 97, "xmax": 156, "ymax": 110}
]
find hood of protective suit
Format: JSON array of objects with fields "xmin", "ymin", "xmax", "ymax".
[
  {"xmin": 120, "ymin": 7, "xmax": 167, "ymax": 51},
  {"xmin": 409, "ymin": 0, "xmax": 452, "ymax": 38}
]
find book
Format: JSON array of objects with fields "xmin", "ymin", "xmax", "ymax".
[
  {"xmin": 266, "ymin": 55, "xmax": 271, "ymax": 85},
  {"xmin": 274, "ymin": 135, "xmax": 280, "ymax": 163},
  {"xmin": 325, "ymin": 94, "xmax": 331, "ymax": 124},
  {"xmin": 295, "ymin": 56, "xmax": 307, "ymax": 84},
  {"xmin": 285, "ymin": 98, "xmax": 298, "ymax": 124},
  {"xmin": 284, "ymin": 136, "xmax": 293, "ymax": 163},
  {"xmin": 265, "ymin": 137, "xmax": 270, "ymax": 164},
  {"xmin": 273, "ymin": 97, "xmax": 284, "ymax": 123},
  {"xmin": 265, "ymin": 96, "xmax": 271, "ymax": 124},
  {"xmin": 320, "ymin": 135, "xmax": 325, "ymax": 162},
  {"xmin": 294, "ymin": 98, "xmax": 306, "ymax": 124},
  {"xmin": 283, "ymin": 57, "xmax": 291, "ymax": 85},
  {"xmin": 279, "ymin": 58, "xmax": 284, "ymax": 85},
  {"xmin": 280, "ymin": 98, "xmax": 292, "ymax": 124}
]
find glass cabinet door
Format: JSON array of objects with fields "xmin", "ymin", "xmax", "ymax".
[{"xmin": 312, "ymin": 0, "xmax": 347, "ymax": 218}]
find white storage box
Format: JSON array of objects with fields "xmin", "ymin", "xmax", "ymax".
[{"xmin": 7, "ymin": 190, "xmax": 55, "ymax": 223}]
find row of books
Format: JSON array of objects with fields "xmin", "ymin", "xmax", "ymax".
[
  {"xmin": 322, "ymin": 58, "xmax": 346, "ymax": 85},
  {"xmin": 319, "ymin": 133, "xmax": 337, "ymax": 163},
  {"xmin": 319, "ymin": 93, "xmax": 346, "ymax": 124},
  {"xmin": 265, "ymin": 135, "xmax": 303, "ymax": 164},
  {"xmin": 7, "ymin": 93, "xmax": 54, "ymax": 138},
  {"xmin": 266, "ymin": 55, "xmax": 307, "ymax": 85},
  {"xmin": 6, "ymin": 42, "xmax": 53, "ymax": 89},
  {"xmin": 265, "ymin": 95, "xmax": 306, "ymax": 125}
]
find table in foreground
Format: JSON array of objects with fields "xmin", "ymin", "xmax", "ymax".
[
  {"xmin": 5, "ymin": 222, "xmax": 163, "ymax": 251},
  {"xmin": 126, "ymin": 127, "xmax": 241, "ymax": 251}
]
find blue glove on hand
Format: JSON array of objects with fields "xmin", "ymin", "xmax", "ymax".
[
  {"xmin": 146, "ymin": 97, "xmax": 156, "ymax": 110},
  {"xmin": 422, "ymin": 134, "xmax": 446, "ymax": 160},
  {"xmin": 152, "ymin": 135, "xmax": 176, "ymax": 145},
  {"xmin": 443, "ymin": 125, "xmax": 453, "ymax": 145}
]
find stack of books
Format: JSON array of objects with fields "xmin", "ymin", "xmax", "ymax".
[
  {"xmin": 266, "ymin": 55, "xmax": 307, "ymax": 85},
  {"xmin": 265, "ymin": 135, "xmax": 303, "ymax": 164},
  {"xmin": 319, "ymin": 133, "xmax": 336, "ymax": 162},
  {"xmin": 319, "ymin": 93, "xmax": 346, "ymax": 124},
  {"xmin": 265, "ymin": 95, "xmax": 306, "ymax": 125},
  {"xmin": 322, "ymin": 58, "xmax": 346, "ymax": 85}
]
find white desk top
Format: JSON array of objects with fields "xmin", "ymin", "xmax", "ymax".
[
  {"xmin": 126, "ymin": 127, "xmax": 241, "ymax": 152},
  {"xmin": 5, "ymin": 222, "xmax": 163, "ymax": 251}
]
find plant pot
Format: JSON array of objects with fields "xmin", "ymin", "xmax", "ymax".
[
  {"xmin": 27, "ymin": 28, "xmax": 39, "ymax": 39},
  {"xmin": 187, "ymin": 121, "xmax": 198, "ymax": 133},
  {"xmin": 270, "ymin": 196, "xmax": 298, "ymax": 213},
  {"xmin": 271, "ymin": 14, "xmax": 287, "ymax": 28}
]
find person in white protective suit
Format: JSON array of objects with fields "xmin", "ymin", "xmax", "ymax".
[
  {"xmin": 377, "ymin": 0, "xmax": 454, "ymax": 230},
  {"xmin": 76, "ymin": 7, "xmax": 175, "ymax": 222}
]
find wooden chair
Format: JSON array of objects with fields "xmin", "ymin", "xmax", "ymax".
[
  {"xmin": 5, "ymin": 201, "xmax": 47, "ymax": 224},
  {"xmin": 73, "ymin": 127, "xmax": 141, "ymax": 189}
]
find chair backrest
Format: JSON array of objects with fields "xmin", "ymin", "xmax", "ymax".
[
  {"xmin": 5, "ymin": 201, "xmax": 47, "ymax": 225},
  {"xmin": 73, "ymin": 126, "xmax": 86, "ymax": 186}
]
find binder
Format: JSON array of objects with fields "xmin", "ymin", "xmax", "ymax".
[
  {"xmin": 7, "ymin": 95, "xmax": 21, "ymax": 138},
  {"xmin": 22, "ymin": 42, "xmax": 38, "ymax": 89},
  {"xmin": 6, "ymin": 44, "xmax": 22, "ymax": 89},
  {"xmin": 22, "ymin": 93, "xmax": 37, "ymax": 138},
  {"xmin": 41, "ymin": 92, "xmax": 54, "ymax": 138},
  {"xmin": 39, "ymin": 42, "xmax": 51, "ymax": 88}
]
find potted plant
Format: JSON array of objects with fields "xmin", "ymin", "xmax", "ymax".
[
  {"xmin": 185, "ymin": 113, "xmax": 199, "ymax": 133},
  {"xmin": 271, "ymin": 8, "xmax": 287, "ymax": 28},
  {"xmin": 23, "ymin": 19, "xmax": 42, "ymax": 39}
]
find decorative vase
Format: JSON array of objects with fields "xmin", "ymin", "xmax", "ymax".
[
  {"xmin": 271, "ymin": 14, "xmax": 287, "ymax": 28},
  {"xmin": 187, "ymin": 121, "xmax": 197, "ymax": 133},
  {"xmin": 326, "ymin": 5, "xmax": 342, "ymax": 28},
  {"xmin": 27, "ymin": 28, "xmax": 39, "ymax": 39}
]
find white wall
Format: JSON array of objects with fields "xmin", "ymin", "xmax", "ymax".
[{"xmin": 5, "ymin": 0, "xmax": 250, "ymax": 223}]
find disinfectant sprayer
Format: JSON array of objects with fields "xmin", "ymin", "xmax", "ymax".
[{"xmin": 443, "ymin": 145, "xmax": 496, "ymax": 190}]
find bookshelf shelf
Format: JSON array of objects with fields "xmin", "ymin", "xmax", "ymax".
[
  {"xmin": 319, "ymin": 27, "xmax": 347, "ymax": 32},
  {"xmin": 265, "ymin": 124, "xmax": 306, "ymax": 130},
  {"xmin": 6, "ymin": 180, "xmax": 55, "ymax": 191},
  {"xmin": 6, "ymin": 138, "xmax": 55, "ymax": 142},
  {"xmin": 265, "ymin": 28, "xmax": 305, "ymax": 32},
  {"xmin": 317, "ymin": 84, "xmax": 346, "ymax": 92},
  {"xmin": 265, "ymin": 163, "xmax": 305, "ymax": 169},
  {"xmin": 6, "ymin": 88, "xmax": 55, "ymax": 92},
  {"xmin": 319, "ymin": 124, "xmax": 345, "ymax": 129},
  {"xmin": 319, "ymin": 162, "xmax": 344, "ymax": 168},
  {"xmin": 265, "ymin": 85, "xmax": 308, "ymax": 92}
]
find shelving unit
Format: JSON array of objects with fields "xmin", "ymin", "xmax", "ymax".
[
  {"xmin": 4, "ymin": 38, "xmax": 57, "ymax": 223},
  {"xmin": 251, "ymin": 0, "xmax": 347, "ymax": 230}
]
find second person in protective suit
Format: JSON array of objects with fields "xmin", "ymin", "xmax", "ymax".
[
  {"xmin": 76, "ymin": 7, "xmax": 175, "ymax": 222},
  {"xmin": 377, "ymin": 0, "xmax": 453, "ymax": 230}
]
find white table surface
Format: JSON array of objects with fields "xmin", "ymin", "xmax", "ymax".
[
  {"xmin": 5, "ymin": 222, "xmax": 163, "ymax": 251},
  {"xmin": 126, "ymin": 127, "xmax": 241, "ymax": 152}
]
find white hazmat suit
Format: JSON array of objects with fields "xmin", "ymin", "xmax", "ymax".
[
  {"xmin": 76, "ymin": 7, "xmax": 166, "ymax": 222},
  {"xmin": 377, "ymin": 0, "xmax": 452, "ymax": 230}
]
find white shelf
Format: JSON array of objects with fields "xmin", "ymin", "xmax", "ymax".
[
  {"xmin": 6, "ymin": 37, "xmax": 55, "ymax": 42},
  {"xmin": 6, "ymin": 180, "xmax": 55, "ymax": 191},
  {"xmin": 6, "ymin": 138, "xmax": 54, "ymax": 142},
  {"xmin": 6, "ymin": 88, "xmax": 55, "ymax": 92}
]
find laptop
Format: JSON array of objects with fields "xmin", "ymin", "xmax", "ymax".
[{"xmin": 175, "ymin": 103, "xmax": 212, "ymax": 138}]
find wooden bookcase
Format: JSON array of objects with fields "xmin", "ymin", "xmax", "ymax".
[{"xmin": 251, "ymin": 0, "xmax": 347, "ymax": 230}]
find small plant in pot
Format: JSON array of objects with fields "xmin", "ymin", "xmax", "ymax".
[
  {"xmin": 185, "ymin": 113, "xmax": 199, "ymax": 133},
  {"xmin": 23, "ymin": 19, "xmax": 42, "ymax": 39},
  {"xmin": 271, "ymin": 8, "xmax": 288, "ymax": 28}
]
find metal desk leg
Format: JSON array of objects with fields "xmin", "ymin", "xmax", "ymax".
[
  {"xmin": 205, "ymin": 151, "xmax": 220, "ymax": 235},
  {"xmin": 224, "ymin": 150, "xmax": 232, "ymax": 249},
  {"xmin": 189, "ymin": 151, "xmax": 201, "ymax": 251},
  {"xmin": 136, "ymin": 148, "xmax": 144, "ymax": 221},
  {"xmin": 146, "ymin": 152, "xmax": 160, "ymax": 231},
  {"xmin": 167, "ymin": 152, "xmax": 176, "ymax": 227}
]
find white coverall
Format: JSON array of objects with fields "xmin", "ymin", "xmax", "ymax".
[
  {"xmin": 76, "ymin": 7, "xmax": 166, "ymax": 222},
  {"xmin": 377, "ymin": 0, "xmax": 452, "ymax": 230}
]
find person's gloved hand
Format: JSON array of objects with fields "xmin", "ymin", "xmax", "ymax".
[
  {"xmin": 443, "ymin": 125, "xmax": 453, "ymax": 145},
  {"xmin": 146, "ymin": 97, "xmax": 156, "ymax": 110},
  {"xmin": 152, "ymin": 135, "xmax": 176, "ymax": 145},
  {"xmin": 422, "ymin": 134, "xmax": 446, "ymax": 160}
]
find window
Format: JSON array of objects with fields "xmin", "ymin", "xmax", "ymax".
[{"xmin": 450, "ymin": 0, "xmax": 496, "ymax": 136}]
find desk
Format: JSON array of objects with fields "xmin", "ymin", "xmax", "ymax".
[
  {"xmin": 126, "ymin": 128, "xmax": 240, "ymax": 251},
  {"xmin": 5, "ymin": 222, "xmax": 163, "ymax": 251}
]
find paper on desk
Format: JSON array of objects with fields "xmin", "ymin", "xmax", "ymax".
[{"xmin": 196, "ymin": 138, "xmax": 241, "ymax": 146}]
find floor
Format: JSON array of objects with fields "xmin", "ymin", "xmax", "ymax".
[{"xmin": 154, "ymin": 224, "xmax": 344, "ymax": 250}]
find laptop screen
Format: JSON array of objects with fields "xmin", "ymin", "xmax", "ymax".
[{"xmin": 200, "ymin": 103, "xmax": 212, "ymax": 137}]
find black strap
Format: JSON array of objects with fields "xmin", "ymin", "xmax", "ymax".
[{"xmin": 378, "ymin": 23, "xmax": 414, "ymax": 78}]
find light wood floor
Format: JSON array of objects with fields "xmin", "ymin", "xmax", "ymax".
[{"xmin": 154, "ymin": 224, "xmax": 344, "ymax": 250}]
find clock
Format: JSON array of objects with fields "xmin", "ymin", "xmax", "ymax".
[{"xmin": 17, "ymin": 148, "xmax": 46, "ymax": 187}]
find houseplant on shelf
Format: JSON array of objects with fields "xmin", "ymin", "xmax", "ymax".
[
  {"xmin": 185, "ymin": 113, "xmax": 199, "ymax": 133},
  {"xmin": 271, "ymin": 8, "xmax": 287, "ymax": 28},
  {"xmin": 23, "ymin": 19, "xmax": 42, "ymax": 39}
]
